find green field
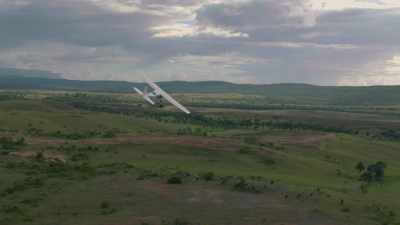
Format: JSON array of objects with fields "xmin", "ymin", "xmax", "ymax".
[{"xmin": 1, "ymin": 90, "xmax": 400, "ymax": 225}]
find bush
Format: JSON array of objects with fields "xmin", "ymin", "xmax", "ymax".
[
  {"xmin": 99, "ymin": 201, "xmax": 116, "ymax": 215},
  {"xmin": 167, "ymin": 176, "xmax": 182, "ymax": 184},
  {"xmin": 0, "ymin": 137, "xmax": 26, "ymax": 150},
  {"xmin": 360, "ymin": 161, "xmax": 387, "ymax": 183},
  {"xmin": 35, "ymin": 152, "xmax": 45, "ymax": 161},
  {"xmin": 200, "ymin": 172, "xmax": 215, "ymax": 181},
  {"xmin": 368, "ymin": 204, "xmax": 397, "ymax": 225},
  {"xmin": 238, "ymin": 147, "xmax": 252, "ymax": 154},
  {"xmin": 232, "ymin": 177, "xmax": 264, "ymax": 193},
  {"xmin": 355, "ymin": 161, "xmax": 365, "ymax": 173},
  {"xmin": 70, "ymin": 152, "xmax": 89, "ymax": 162},
  {"xmin": 261, "ymin": 157, "xmax": 276, "ymax": 165},
  {"xmin": 102, "ymin": 130, "xmax": 116, "ymax": 138},
  {"xmin": 100, "ymin": 201, "xmax": 110, "ymax": 209},
  {"xmin": 341, "ymin": 207, "xmax": 350, "ymax": 213}
]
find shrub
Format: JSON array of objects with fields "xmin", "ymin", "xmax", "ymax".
[
  {"xmin": 100, "ymin": 201, "xmax": 110, "ymax": 209},
  {"xmin": 341, "ymin": 207, "xmax": 350, "ymax": 213},
  {"xmin": 35, "ymin": 152, "xmax": 45, "ymax": 161},
  {"xmin": 102, "ymin": 130, "xmax": 116, "ymax": 138},
  {"xmin": 0, "ymin": 137, "xmax": 26, "ymax": 150},
  {"xmin": 261, "ymin": 157, "xmax": 276, "ymax": 165},
  {"xmin": 360, "ymin": 161, "xmax": 387, "ymax": 183},
  {"xmin": 70, "ymin": 152, "xmax": 89, "ymax": 162},
  {"xmin": 355, "ymin": 161, "xmax": 365, "ymax": 173},
  {"xmin": 99, "ymin": 201, "xmax": 116, "ymax": 215},
  {"xmin": 167, "ymin": 176, "xmax": 182, "ymax": 184},
  {"xmin": 238, "ymin": 147, "xmax": 252, "ymax": 154},
  {"xmin": 200, "ymin": 172, "xmax": 215, "ymax": 181}
]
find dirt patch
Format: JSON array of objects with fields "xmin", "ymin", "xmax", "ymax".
[
  {"xmin": 260, "ymin": 133, "xmax": 336, "ymax": 148},
  {"xmin": 0, "ymin": 132, "xmax": 16, "ymax": 138},
  {"xmin": 187, "ymin": 189, "xmax": 225, "ymax": 205},
  {"xmin": 141, "ymin": 180, "xmax": 177, "ymax": 198},
  {"xmin": 81, "ymin": 134, "xmax": 244, "ymax": 152},
  {"xmin": 9, "ymin": 150, "xmax": 66, "ymax": 163},
  {"xmin": 26, "ymin": 137, "xmax": 68, "ymax": 145},
  {"xmin": 26, "ymin": 134, "xmax": 250, "ymax": 152},
  {"xmin": 133, "ymin": 179, "xmax": 342, "ymax": 225}
]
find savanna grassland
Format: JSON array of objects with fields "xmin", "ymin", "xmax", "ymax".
[{"xmin": 1, "ymin": 89, "xmax": 400, "ymax": 225}]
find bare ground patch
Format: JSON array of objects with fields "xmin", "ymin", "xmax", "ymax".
[
  {"xmin": 259, "ymin": 133, "xmax": 336, "ymax": 148},
  {"xmin": 119, "ymin": 179, "xmax": 343, "ymax": 225},
  {"xmin": 9, "ymin": 150, "xmax": 66, "ymax": 163},
  {"xmin": 25, "ymin": 134, "xmax": 251, "ymax": 152}
]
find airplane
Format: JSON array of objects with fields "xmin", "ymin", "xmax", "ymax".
[{"xmin": 134, "ymin": 76, "xmax": 191, "ymax": 114}]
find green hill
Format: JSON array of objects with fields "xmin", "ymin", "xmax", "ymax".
[
  {"xmin": 1, "ymin": 75, "xmax": 400, "ymax": 106},
  {"xmin": 0, "ymin": 68, "xmax": 62, "ymax": 79}
]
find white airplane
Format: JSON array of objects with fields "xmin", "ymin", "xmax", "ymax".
[{"xmin": 134, "ymin": 76, "xmax": 191, "ymax": 114}]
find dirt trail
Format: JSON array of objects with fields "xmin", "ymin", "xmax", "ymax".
[
  {"xmin": 260, "ymin": 133, "xmax": 336, "ymax": 148},
  {"xmin": 2, "ymin": 131, "xmax": 335, "ymax": 152},
  {"xmin": 25, "ymin": 134, "xmax": 245, "ymax": 152}
]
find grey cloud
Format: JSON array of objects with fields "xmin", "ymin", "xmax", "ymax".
[
  {"xmin": 0, "ymin": 0, "xmax": 158, "ymax": 48},
  {"xmin": 197, "ymin": 0, "xmax": 310, "ymax": 28},
  {"xmin": 314, "ymin": 9, "xmax": 400, "ymax": 46},
  {"xmin": 0, "ymin": 0, "xmax": 400, "ymax": 84}
]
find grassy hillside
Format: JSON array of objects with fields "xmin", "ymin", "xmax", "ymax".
[
  {"xmin": 1, "ymin": 91, "xmax": 400, "ymax": 225},
  {"xmin": 1, "ymin": 76, "xmax": 400, "ymax": 106}
]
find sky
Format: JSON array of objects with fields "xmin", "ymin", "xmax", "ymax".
[{"xmin": 0, "ymin": 0, "xmax": 400, "ymax": 85}]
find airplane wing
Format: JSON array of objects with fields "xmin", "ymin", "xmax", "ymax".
[
  {"xmin": 143, "ymin": 96, "xmax": 155, "ymax": 105},
  {"xmin": 144, "ymin": 77, "xmax": 191, "ymax": 114},
  {"xmin": 133, "ymin": 87, "xmax": 155, "ymax": 105},
  {"xmin": 133, "ymin": 87, "xmax": 143, "ymax": 95}
]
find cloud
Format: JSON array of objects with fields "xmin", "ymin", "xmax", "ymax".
[
  {"xmin": 151, "ymin": 23, "xmax": 249, "ymax": 38},
  {"xmin": 309, "ymin": 0, "xmax": 400, "ymax": 10},
  {"xmin": 0, "ymin": 0, "xmax": 400, "ymax": 85}
]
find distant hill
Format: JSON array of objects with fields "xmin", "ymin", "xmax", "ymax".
[
  {"xmin": 0, "ymin": 68, "xmax": 62, "ymax": 79},
  {"xmin": 0, "ymin": 75, "xmax": 400, "ymax": 106}
]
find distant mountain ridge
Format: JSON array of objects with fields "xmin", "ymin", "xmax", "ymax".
[
  {"xmin": 0, "ymin": 68, "xmax": 62, "ymax": 79},
  {"xmin": 1, "ymin": 73, "xmax": 400, "ymax": 106}
]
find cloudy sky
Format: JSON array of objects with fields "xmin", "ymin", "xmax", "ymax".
[{"xmin": 0, "ymin": 0, "xmax": 400, "ymax": 85}]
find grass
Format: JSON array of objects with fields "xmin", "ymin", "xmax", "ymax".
[
  {"xmin": 1, "ymin": 91, "xmax": 400, "ymax": 225},
  {"xmin": 0, "ymin": 100, "xmax": 183, "ymax": 135}
]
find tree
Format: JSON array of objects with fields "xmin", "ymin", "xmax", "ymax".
[
  {"xmin": 355, "ymin": 161, "xmax": 365, "ymax": 173},
  {"xmin": 360, "ymin": 161, "xmax": 387, "ymax": 183},
  {"xmin": 360, "ymin": 171, "xmax": 373, "ymax": 183},
  {"xmin": 372, "ymin": 161, "xmax": 386, "ymax": 182}
]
